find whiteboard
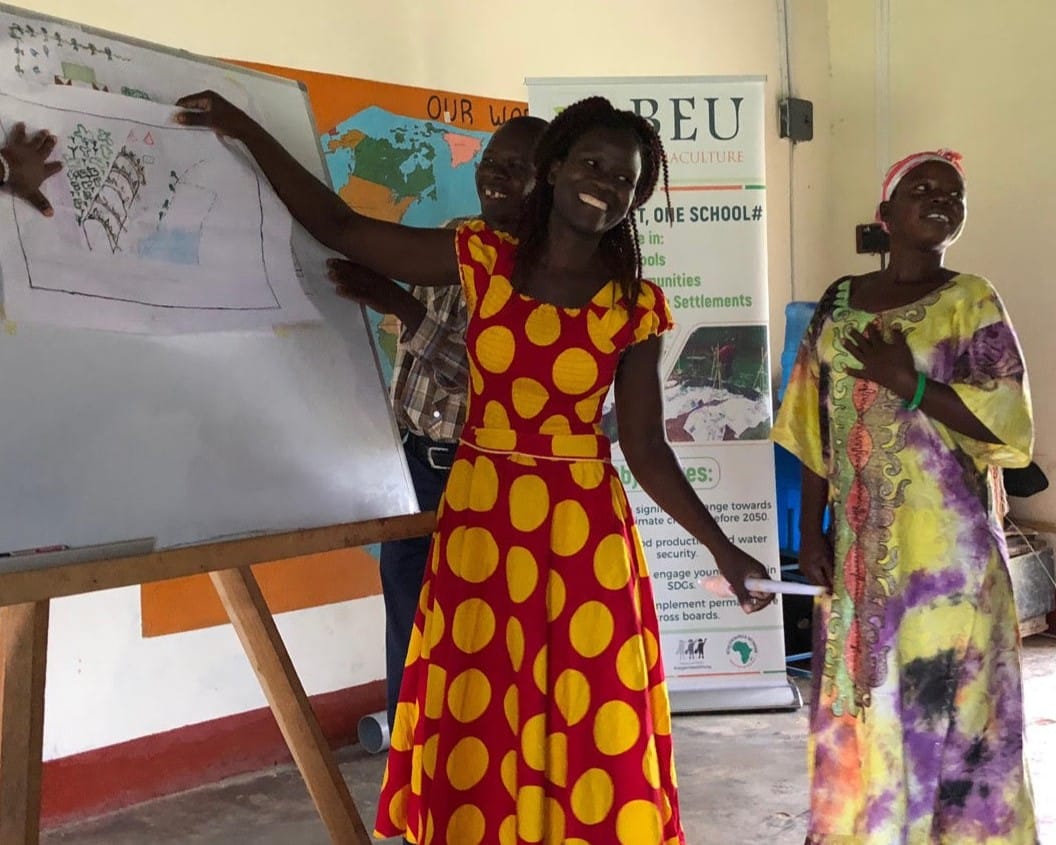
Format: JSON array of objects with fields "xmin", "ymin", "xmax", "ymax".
[{"xmin": 0, "ymin": 4, "xmax": 416, "ymax": 559}]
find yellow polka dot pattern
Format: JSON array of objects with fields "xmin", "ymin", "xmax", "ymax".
[
  {"xmin": 617, "ymin": 635, "xmax": 649, "ymax": 692},
  {"xmin": 447, "ymin": 736, "xmax": 489, "ymax": 790},
  {"xmin": 526, "ymin": 304, "xmax": 562, "ymax": 346},
  {"xmin": 475, "ymin": 427, "xmax": 517, "ymax": 452},
  {"xmin": 546, "ymin": 570, "xmax": 567, "ymax": 622},
  {"xmin": 587, "ymin": 309, "xmax": 618, "ymax": 354},
  {"xmin": 451, "ymin": 598, "xmax": 495, "ymax": 653},
  {"xmin": 509, "ymin": 475, "xmax": 549, "ymax": 532},
  {"xmin": 575, "ymin": 393, "xmax": 602, "ymax": 423},
  {"xmin": 447, "ymin": 668, "xmax": 491, "ymax": 723},
  {"xmin": 468, "ymin": 358, "xmax": 484, "ymax": 396},
  {"xmin": 507, "ymin": 617, "xmax": 525, "ymax": 672},
  {"xmin": 552, "ymin": 348, "xmax": 599, "ymax": 396},
  {"xmin": 569, "ymin": 461, "xmax": 606, "ymax": 490},
  {"xmin": 593, "ymin": 533, "xmax": 632, "ymax": 590},
  {"xmin": 375, "ymin": 221, "xmax": 681, "ymax": 844},
  {"xmin": 501, "ymin": 749, "xmax": 517, "ymax": 800},
  {"xmin": 449, "ymin": 527, "xmax": 499, "ymax": 583},
  {"xmin": 555, "ymin": 669, "xmax": 591, "ymax": 726},
  {"xmin": 521, "ymin": 713, "xmax": 547, "ymax": 771},
  {"xmin": 594, "ymin": 700, "xmax": 641, "ymax": 756},
  {"xmin": 539, "ymin": 413, "xmax": 572, "ymax": 436},
  {"xmin": 569, "ymin": 601, "xmax": 615, "ymax": 658},
  {"xmin": 447, "ymin": 803, "xmax": 486, "ymax": 845},
  {"xmin": 483, "ymin": 401, "xmax": 511, "ymax": 430},
  {"xmin": 506, "ymin": 546, "xmax": 538, "ymax": 603},
  {"xmin": 617, "ymin": 800, "xmax": 663, "ymax": 844},
  {"xmin": 480, "ymin": 274, "xmax": 513, "ymax": 319},
  {"xmin": 512, "ymin": 377, "xmax": 549, "ymax": 420},
  {"xmin": 476, "ymin": 325, "xmax": 516, "ymax": 374},
  {"xmin": 571, "ymin": 768, "xmax": 615, "ymax": 825},
  {"xmin": 551, "ymin": 500, "xmax": 590, "ymax": 556}
]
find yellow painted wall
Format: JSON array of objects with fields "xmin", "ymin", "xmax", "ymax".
[{"xmin": 10, "ymin": 1, "xmax": 803, "ymax": 98}]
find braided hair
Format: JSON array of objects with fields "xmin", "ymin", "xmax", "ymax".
[{"xmin": 512, "ymin": 96, "xmax": 670, "ymax": 307}]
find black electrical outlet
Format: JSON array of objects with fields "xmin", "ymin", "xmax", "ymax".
[
  {"xmin": 855, "ymin": 223, "xmax": 889, "ymax": 254},
  {"xmin": 779, "ymin": 98, "xmax": 813, "ymax": 142}
]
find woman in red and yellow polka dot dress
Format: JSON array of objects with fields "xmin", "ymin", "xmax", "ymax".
[
  {"xmin": 377, "ymin": 220, "xmax": 680, "ymax": 844},
  {"xmin": 372, "ymin": 100, "xmax": 775, "ymax": 845},
  {"xmin": 171, "ymin": 88, "xmax": 774, "ymax": 845}
]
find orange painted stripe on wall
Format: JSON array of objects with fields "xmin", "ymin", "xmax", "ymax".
[
  {"xmin": 234, "ymin": 60, "xmax": 529, "ymax": 135},
  {"xmin": 140, "ymin": 547, "xmax": 381, "ymax": 637}
]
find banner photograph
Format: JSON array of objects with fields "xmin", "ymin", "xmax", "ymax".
[{"xmin": 528, "ymin": 76, "xmax": 795, "ymax": 711}]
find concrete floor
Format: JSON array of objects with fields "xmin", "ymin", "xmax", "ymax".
[{"xmin": 44, "ymin": 636, "xmax": 1056, "ymax": 845}]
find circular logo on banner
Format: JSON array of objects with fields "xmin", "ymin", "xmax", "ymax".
[{"xmin": 726, "ymin": 635, "xmax": 758, "ymax": 668}]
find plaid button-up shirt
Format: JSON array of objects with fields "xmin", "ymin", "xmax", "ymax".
[{"xmin": 391, "ymin": 283, "xmax": 468, "ymax": 443}]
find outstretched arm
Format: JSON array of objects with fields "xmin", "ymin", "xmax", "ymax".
[
  {"xmin": 174, "ymin": 91, "xmax": 459, "ymax": 287},
  {"xmin": 615, "ymin": 336, "xmax": 773, "ymax": 613}
]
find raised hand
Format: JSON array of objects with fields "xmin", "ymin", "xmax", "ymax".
[
  {"xmin": 843, "ymin": 321, "xmax": 918, "ymax": 397},
  {"xmin": 712, "ymin": 542, "xmax": 777, "ymax": 614},
  {"xmin": 174, "ymin": 91, "xmax": 256, "ymax": 140},
  {"xmin": 2, "ymin": 123, "xmax": 63, "ymax": 216}
]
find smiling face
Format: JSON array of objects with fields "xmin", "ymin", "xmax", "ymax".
[
  {"xmin": 547, "ymin": 126, "xmax": 643, "ymax": 236},
  {"xmin": 475, "ymin": 121, "xmax": 543, "ymax": 232},
  {"xmin": 880, "ymin": 159, "xmax": 967, "ymax": 250}
]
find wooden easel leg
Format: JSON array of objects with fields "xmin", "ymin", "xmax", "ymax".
[
  {"xmin": 0, "ymin": 601, "xmax": 50, "ymax": 845},
  {"xmin": 209, "ymin": 567, "xmax": 371, "ymax": 845}
]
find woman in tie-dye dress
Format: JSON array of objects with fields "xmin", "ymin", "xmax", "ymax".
[{"xmin": 773, "ymin": 150, "xmax": 1038, "ymax": 844}]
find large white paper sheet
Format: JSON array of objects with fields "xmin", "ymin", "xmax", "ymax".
[
  {"xmin": 0, "ymin": 9, "xmax": 254, "ymax": 107},
  {"xmin": 0, "ymin": 84, "xmax": 321, "ymax": 333}
]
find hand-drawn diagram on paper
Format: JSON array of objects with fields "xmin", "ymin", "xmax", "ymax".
[
  {"xmin": 66, "ymin": 123, "xmax": 218, "ymax": 263},
  {"xmin": 5, "ymin": 15, "xmax": 133, "ymax": 89},
  {"xmin": 0, "ymin": 84, "xmax": 320, "ymax": 333},
  {"xmin": 0, "ymin": 10, "xmax": 248, "ymax": 106}
]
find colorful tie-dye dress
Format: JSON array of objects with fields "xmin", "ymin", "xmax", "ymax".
[
  {"xmin": 772, "ymin": 274, "xmax": 1037, "ymax": 844},
  {"xmin": 374, "ymin": 220, "xmax": 686, "ymax": 845}
]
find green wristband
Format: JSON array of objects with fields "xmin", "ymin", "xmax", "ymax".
[{"xmin": 904, "ymin": 371, "xmax": 926, "ymax": 411}]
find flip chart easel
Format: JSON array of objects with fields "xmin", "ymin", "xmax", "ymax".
[{"xmin": 0, "ymin": 511, "xmax": 435, "ymax": 845}]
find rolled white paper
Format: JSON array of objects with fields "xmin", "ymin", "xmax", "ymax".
[{"xmin": 698, "ymin": 575, "xmax": 826, "ymax": 597}]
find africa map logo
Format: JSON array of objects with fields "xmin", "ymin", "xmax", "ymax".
[{"xmin": 726, "ymin": 634, "xmax": 758, "ymax": 668}]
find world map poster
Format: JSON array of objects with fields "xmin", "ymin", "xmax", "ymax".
[
  {"xmin": 140, "ymin": 67, "xmax": 527, "ymax": 636},
  {"xmin": 264, "ymin": 65, "xmax": 529, "ymax": 384}
]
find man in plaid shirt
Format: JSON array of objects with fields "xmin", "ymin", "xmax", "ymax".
[{"xmin": 329, "ymin": 116, "xmax": 546, "ymax": 733}]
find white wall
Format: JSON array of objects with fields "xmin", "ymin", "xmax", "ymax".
[
  {"xmin": 825, "ymin": 0, "xmax": 1056, "ymax": 523},
  {"xmin": 10, "ymin": 0, "xmax": 826, "ymax": 758},
  {"xmin": 44, "ymin": 588, "xmax": 385, "ymax": 758}
]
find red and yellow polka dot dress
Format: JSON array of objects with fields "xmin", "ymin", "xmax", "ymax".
[{"xmin": 374, "ymin": 220, "xmax": 685, "ymax": 845}]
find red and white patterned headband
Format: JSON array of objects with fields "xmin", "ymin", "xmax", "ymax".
[
  {"xmin": 880, "ymin": 149, "xmax": 965, "ymax": 204},
  {"xmin": 875, "ymin": 149, "xmax": 965, "ymax": 228}
]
